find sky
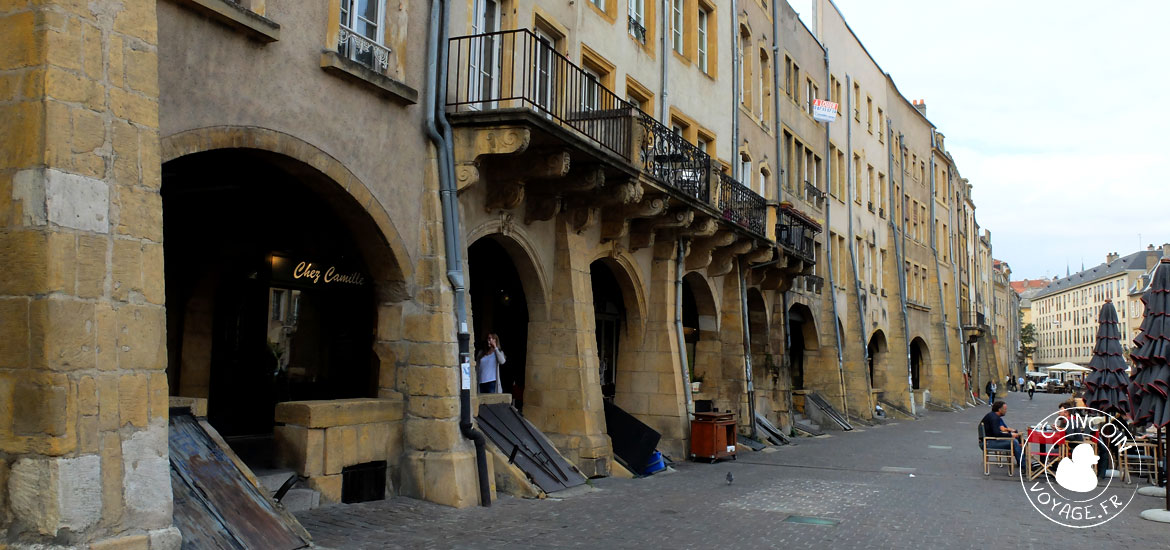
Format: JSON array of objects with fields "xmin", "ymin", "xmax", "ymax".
[{"xmin": 787, "ymin": 0, "xmax": 1170, "ymax": 280}]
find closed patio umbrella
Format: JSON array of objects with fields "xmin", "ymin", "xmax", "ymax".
[
  {"xmin": 1084, "ymin": 300, "xmax": 1132, "ymax": 417},
  {"xmin": 1130, "ymin": 259, "xmax": 1170, "ymax": 520}
]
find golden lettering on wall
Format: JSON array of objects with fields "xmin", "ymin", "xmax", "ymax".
[
  {"xmin": 292, "ymin": 262, "xmax": 366, "ymax": 286},
  {"xmin": 271, "ymin": 254, "xmax": 367, "ymax": 288}
]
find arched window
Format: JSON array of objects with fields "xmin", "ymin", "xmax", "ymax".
[{"xmin": 759, "ymin": 47, "xmax": 771, "ymax": 122}]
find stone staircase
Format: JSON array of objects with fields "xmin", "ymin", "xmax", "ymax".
[
  {"xmin": 254, "ymin": 468, "xmax": 321, "ymax": 513},
  {"xmin": 791, "ymin": 412, "xmax": 823, "ymax": 436}
]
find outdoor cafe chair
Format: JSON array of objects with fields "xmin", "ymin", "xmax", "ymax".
[
  {"xmin": 1121, "ymin": 440, "xmax": 1160, "ymax": 485},
  {"xmin": 979, "ymin": 423, "xmax": 1015, "ymax": 476},
  {"xmin": 1024, "ymin": 427, "xmax": 1067, "ymax": 481}
]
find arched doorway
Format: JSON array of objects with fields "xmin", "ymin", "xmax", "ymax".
[
  {"xmin": 682, "ymin": 273, "xmax": 718, "ymax": 394},
  {"xmin": 911, "ymin": 337, "xmax": 930, "ymax": 390},
  {"xmin": 868, "ymin": 330, "xmax": 888, "ymax": 390},
  {"xmin": 468, "ymin": 238, "xmax": 530, "ymax": 407},
  {"xmin": 162, "ymin": 149, "xmax": 397, "ymax": 450},
  {"xmin": 590, "ymin": 260, "xmax": 628, "ymax": 400},
  {"xmin": 786, "ymin": 304, "xmax": 816, "ymax": 390}
]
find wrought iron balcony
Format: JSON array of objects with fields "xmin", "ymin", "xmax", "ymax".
[
  {"xmin": 628, "ymin": 16, "xmax": 647, "ymax": 43},
  {"xmin": 716, "ymin": 172, "xmax": 765, "ymax": 236},
  {"xmin": 803, "ymin": 180, "xmax": 825, "ymax": 208},
  {"xmin": 640, "ymin": 113, "xmax": 711, "ymax": 203},
  {"xmin": 804, "ymin": 274, "xmax": 825, "ymax": 294},
  {"xmin": 338, "ymin": 24, "xmax": 392, "ymax": 72},
  {"xmin": 446, "ymin": 29, "xmax": 767, "ymax": 237},
  {"xmin": 777, "ymin": 203, "xmax": 820, "ymax": 263},
  {"xmin": 447, "ymin": 29, "xmax": 634, "ymax": 158}
]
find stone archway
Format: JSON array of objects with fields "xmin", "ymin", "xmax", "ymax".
[
  {"xmin": 786, "ymin": 303, "xmax": 819, "ymax": 392},
  {"xmin": 161, "ymin": 147, "xmax": 408, "ymax": 462},
  {"xmin": 467, "ymin": 232, "xmax": 550, "ymax": 411},
  {"xmin": 911, "ymin": 337, "xmax": 930, "ymax": 391},
  {"xmin": 867, "ymin": 330, "xmax": 889, "ymax": 404},
  {"xmin": 682, "ymin": 272, "xmax": 719, "ymax": 396}
]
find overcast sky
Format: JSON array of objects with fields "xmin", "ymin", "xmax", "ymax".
[{"xmin": 788, "ymin": 0, "xmax": 1170, "ymax": 280}]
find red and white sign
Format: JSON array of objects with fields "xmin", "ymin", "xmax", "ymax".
[{"xmin": 812, "ymin": 99, "xmax": 838, "ymax": 123}]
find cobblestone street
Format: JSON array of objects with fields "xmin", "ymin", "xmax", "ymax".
[{"xmin": 298, "ymin": 392, "xmax": 1170, "ymax": 549}]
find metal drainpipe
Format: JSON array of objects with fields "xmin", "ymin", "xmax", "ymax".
[
  {"xmin": 825, "ymin": 71, "xmax": 847, "ymax": 418},
  {"xmin": 424, "ymin": 0, "xmax": 490, "ymax": 507},
  {"xmin": 947, "ymin": 170, "xmax": 969, "ymax": 405},
  {"xmin": 676, "ymin": 239, "xmax": 694, "ymax": 418},
  {"xmin": 843, "ymin": 74, "xmax": 868, "ymax": 418},
  {"xmin": 893, "ymin": 131, "xmax": 914, "ymax": 416},
  {"xmin": 739, "ymin": 258, "xmax": 757, "ymax": 439},
  {"xmin": 730, "ymin": 0, "xmax": 739, "ymax": 180},
  {"xmin": 660, "ymin": 0, "xmax": 669, "ymax": 121},
  {"xmin": 771, "ymin": 0, "xmax": 791, "ymax": 430},
  {"xmin": 928, "ymin": 130, "xmax": 952, "ymax": 407}
]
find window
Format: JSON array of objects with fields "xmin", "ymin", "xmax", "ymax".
[
  {"xmin": 339, "ymin": 0, "xmax": 386, "ymax": 70},
  {"xmin": 853, "ymin": 153, "xmax": 862, "ymax": 203},
  {"xmin": 740, "ymin": 152, "xmax": 752, "ymax": 184},
  {"xmin": 628, "ymin": 0, "xmax": 646, "ymax": 42},
  {"xmin": 853, "ymin": 82, "xmax": 860, "ymax": 121},
  {"xmin": 877, "ymin": 108, "xmax": 884, "ymax": 141},
  {"xmin": 697, "ymin": 8, "xmax": 708, "ymax": 71},
  {"xmin": 626, "ymin": 77, "xmax": 653, "ymax": 116},
  {"xmin": 759, "ymin": 167, "xmax": 769, "ymax": 197},
  {"xmin": 592, "ymin": 0, "xmax": 605, "ymax": 12},
  {"xmin": 867, "ymin": 165, "xmax": 875, "ymax": 210},
  {"xmin": 581, "ymin": 66, "xmax": 600, "ymax": 111},
  {"xmin": 760, "ymin": 49, "xmax": 771, "ymax": 121},
  {"xmin": 784, "ymin": 56, "xmax": 794, "ymax": 97},
  {"xmin": 877, "ymin": 173, "xmax": 886, "ymax": 215},
  {"xmin": 532, "ymin": 29, "xmax": 557, "ymax": 109},
  {"xmin": 468, "ymin": 0, "xmax": 500, "ymax": 107},
  {"xmin": 739, "ymin": 30, "xmax": 751, "ymax": 108},
  {"xmin": 866, "ymin": 96, "xmax": 873, "ymax": 133},
  {"xmin": 806, "ymin": 78, "xmax": 818, "ymax": 115},
  {"xmin": 672, "ymin": 0, "xmax": 684, "ymax": 53}
]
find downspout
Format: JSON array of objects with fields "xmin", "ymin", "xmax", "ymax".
[
  {"xmin": 425, "ymin": 0, "xmax": 490, "ymax": 507},
  {"xmin": 659, "ymin": 0, "xmax": 669, "ymax": 120},
  {"xmin": 771, "ymin": 0, "xmax": 792, "ymax": 430},
  {"xmin": 826, "ymin": 67, "xmax": 847, "ymax": 417},
  {"xmin": 928, "ymin": 130, "xmax": 952, "ymax": 407},
  {"xmin": 844, "ymin": 74, "xmax": 868, "ymax": 417},
  {"xmin": 947, "ymin": 172, "xmax": 969, "ymax": 405},
  {"xmin": 894, "ymin": 131, "xmax": 914, "ymax": 416},
  {"xmin": 730, "ymin": 0, "xmax": 739, "ymax": 179},
  {"xmin": 676, "ymin": 239, "xmax": 694, "ymax": 418},
  {"xmin": 739, "ymin": 258, "xmax": 757, "ymax": 439}
]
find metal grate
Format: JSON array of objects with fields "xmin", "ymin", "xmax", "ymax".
[
  {"xmin": 341, "ymin": 460, "xmax": 387, "ymax": 504},
  {"xmin": 783, "ymin": 515, "xmax": 840, "ymax": 526}
]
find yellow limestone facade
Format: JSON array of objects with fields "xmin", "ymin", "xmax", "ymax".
[{"xmin": 0, "ymin": 0, "xmax": 1016, "ymax": 546}]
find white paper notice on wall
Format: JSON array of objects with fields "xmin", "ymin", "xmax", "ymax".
[
  {"xmin": 461, "ymin": 362, "xmax": 471, "ymax": 390},
  {"xmin": 812, "ymin": 99, "xmax": 838, "ymax": 123}
]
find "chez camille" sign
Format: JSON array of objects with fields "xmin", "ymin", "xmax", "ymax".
[{"xmin": 270, "ymin": 254, "xmax": 367, "ymax": 288}]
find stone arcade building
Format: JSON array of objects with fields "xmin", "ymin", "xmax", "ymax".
[{"xmin": 0, "ymin": 0, "xmax": 1012, "ymax": 547}]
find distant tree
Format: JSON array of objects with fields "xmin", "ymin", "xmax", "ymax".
[{"xmin": 1020, "ymin": 322, "xmax": 1037, "ymax": 359}]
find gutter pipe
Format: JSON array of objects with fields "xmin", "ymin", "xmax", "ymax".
[
  {"xmin": 825, "ymin": 60, "xmax": 847, "ymax": 417},
  {"xmin": 928, "ymin": 130, "xmax": 953, "ymax": 406},
  {"xmin": 425, "ymin": 0, "xmax": 490, "ymax": 507},
  {"xmin": 844, "ymin": 74, "xmax": 868, "ymax": 417},
  {"xmin": 893, "ymin": 131, "xmax": 915, "ymax": 416}
]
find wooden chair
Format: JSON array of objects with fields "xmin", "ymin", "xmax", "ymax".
[
  {"xmin": 1121, "ymin": 440, "xmax": 1160, "ymax": 485},
  {"xmin": 1023, "ymin": 428, "xmax": 1067, "ymax": 481},
  {"xmin": 979, "ymin": 423, "xmax": 1015, "ymax": 476}
]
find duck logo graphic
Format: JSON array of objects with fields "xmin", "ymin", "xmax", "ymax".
[
  {"xmin": 1019, "ymin": 406, "xmax": 1138, "ymax": 528},
  {"xmin": 1054, "ymin": 444, "xmax": 1100, "ymax": 493}
]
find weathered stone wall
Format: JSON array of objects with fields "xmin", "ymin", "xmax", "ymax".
[{"xmin": 0, "ymin": 0, "xmax": 179, "ymax": 547}]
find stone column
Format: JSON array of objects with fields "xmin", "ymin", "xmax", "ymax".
[{"xmin": 0, "ymin": 0, "xmax": 179, "ymax": 548}]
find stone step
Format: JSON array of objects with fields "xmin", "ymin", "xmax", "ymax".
[
  {"xmin": 253, "ymin": 468, "xmax": 299, "ymax": 494},
  {"xmin": 279, "ymin": 488, "xmax": 321, "ymax": 513}
]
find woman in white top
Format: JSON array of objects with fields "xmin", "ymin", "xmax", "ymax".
[{"xmin": 476, "ymin": 333, "xmax": 506, "ymax": 393}]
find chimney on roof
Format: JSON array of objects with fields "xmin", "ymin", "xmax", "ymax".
[
  {"xmin": 1163, "ymin": 243, "xmax": 1170, "ymax": 260},
  {"xmin": 1148, "ymin": 244, "xmax": 1155, "ymax": 251},
  {"xmin": 913, "ymin": 99, "xmax": 927, "ymax": 116},
  {"xmin": 1106, "ymin": 252, "xmax": 1119, "ymax": 264},
  {"xmin": 1148, "ymin": 248, "xmax": 1160, "ymax": 270}
]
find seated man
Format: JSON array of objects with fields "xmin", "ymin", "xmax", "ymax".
[
  {"xmin": 982, "ymin": 400, "xmax": 1023, "ymax": 467},
  {"xmin": 1059, "ymin": 401, "xmax": 1092, "ymax": 443}
]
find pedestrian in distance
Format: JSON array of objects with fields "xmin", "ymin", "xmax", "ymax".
[
  {"xmin": 476, "ymin": 333, "xmax": 506, "ymax": 394},
  {"xmin": 1027, "ymin": 379, "xmax": 1036, "ymax": 400},
  {"xmin": 986, "ymin": 381, "xmax": 997, "ymax": 405}
]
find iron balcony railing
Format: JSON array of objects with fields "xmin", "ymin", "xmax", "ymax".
[
  {"xmin": 447, "ymin": 29, "xmax": 634, "ymax": 158},
  {"xmin": 446, "ymin": 29, "xmax": 766, "ymax": 234},
  {"xmin": 717, "ymin": 172, "xmax": 765, "ymax": 236},
  {"xmin": 804, "ymin": 274, "xmax": 825, "ymax": 294},
  {"xmin": 628, "ymin": 16, "xmax": 647, "ymax": 43},
  {"xmin": 639, "ymin": 112, "xmax": 711, "ymax": 203},
  {"xmin": 338, "ymin": 24, "xmax": 392, "ymax": 72},
  {"xmin": 777, "ymin": 204, "xmax": 820, "ymax": 263},
  {"xmin": 803, "ymin": 180, "xmax": 825, "ymax": 208}
]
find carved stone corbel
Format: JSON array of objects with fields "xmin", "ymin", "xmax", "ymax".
[
  {"xmin": 455, "ymin": 163, "xmax": 480, "ymax": 192},
  {"xmin": 600, "ymin": 196, "xmax": 667, "ymax": 242},
  {"xmin": 484, "ymin": 179, "xmax": 525, "ymax": 211},
  {"xmin": 482, "ymin": 150, "xmax": 571, "ymax": 181},
  {"xmin": 707, "ymin": 239, "xmax": 754, "ymax": 278},
  {"xmin": 744, "ymin": 246, "xmax": 774, "ymax": 265},
  {"xmin": 571, "ymin": 206, "xmax": 599, "ymax": 234},
  {"xmin": 453, "ymin": 126, "xmax": 531, "ymax": 163},
  {"xmin": 524, "ymin": 194, "xmax": 561, "ymax": 224},
  {"xmin": 560, "ymin": 165, "xmax": 605, "ymax": 193},
  {"xmin": 678, "ymin": 218, "xmax": 718, "ymax": 238},
  {"xmin": 685, "ymin": 230, "xmax": 736, "ymax": 271},
  {"xmin": 630, "ymin": 209, "xmax": 693, "ymax": 251}
]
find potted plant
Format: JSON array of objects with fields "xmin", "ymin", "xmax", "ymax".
[{"xmin": 691, "ymin": 373, "xmax": 704, "ymax": 393}]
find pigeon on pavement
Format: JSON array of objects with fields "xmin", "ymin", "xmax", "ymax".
[{"xmin": 726, "ymin": 471, "xmax": 734, "ymax": 485}]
